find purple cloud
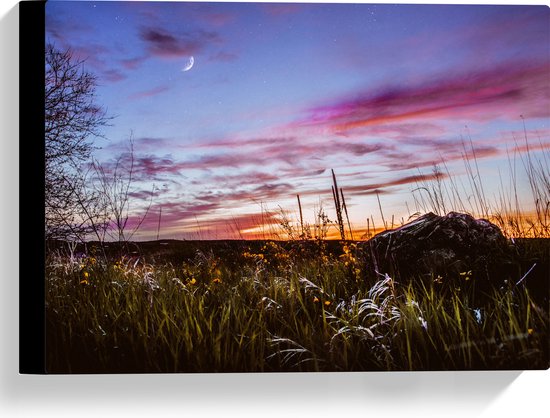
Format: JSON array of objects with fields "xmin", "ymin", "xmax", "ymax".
[
  {"xmin": 128, "ymin": 85, "xmax": 170, "ymax": 100},
  {"xmin": 300, "ymin": 172, "xmax": 450, "ymax": 198},
  {"xmin": 140, "ymin": 26, "xmax": 220, "ymax": 59},
  {"xmin": 209, "ymin": 51, "xmax": 239, "ymax": 62},
  {"xmin": 99, "ymin": 153, "xmax": 184, "ymax": 183},
  {"xmin": 294, "ymin": 61, "xmax": 550, "ymax": 134},
  {"xmin": 120, "ymin": 56, "xmax": 147, "ymax": 70},
  {"xmin": 102, "ymin": 69, "xmax": 127, "ymax": 83},
  {"xmin": 194, "ymin": 182, "xmax": 294, "ymax": 206}
]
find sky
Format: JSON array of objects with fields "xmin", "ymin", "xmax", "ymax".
[{"xmin": 45, "ymin": 1, "xmax": 550, "ymax": 240}]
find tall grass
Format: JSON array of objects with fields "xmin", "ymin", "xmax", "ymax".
[
  {"xmin": 271, "ymin": 127, "xmax": 548, "ymax": 243},
  {"xmin": 45, "ymin": 241, "xmax": 548, "ymax": 372},
  {"xmin": 411, "ymin": 131, "xmax": 549, "ymax": 239}
]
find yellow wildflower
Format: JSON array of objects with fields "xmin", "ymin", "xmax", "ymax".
[
  {"xmin": 212, "ymin": 278, "xmax": 222, "ymax": 284},
  {"xmin": 324, "ymin": 300, "xmax": 331, "ymax": 307},
  {"xmin": 189, "ymin": 278, "xmax": 197, "ymax": 285},
  {"xmin": 313, "ymin": 297, "xmax": 319, "ymax": 303}
]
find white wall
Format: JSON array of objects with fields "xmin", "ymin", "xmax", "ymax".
[{"xmin": 1, "ymin": 1, "xmax": 547, "ymax": 417}]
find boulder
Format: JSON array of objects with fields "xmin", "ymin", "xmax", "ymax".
[{"xmin": 362, "ymin": 212, "xmax": 514, "ymax": 288}]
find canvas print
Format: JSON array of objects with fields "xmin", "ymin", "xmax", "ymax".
[{"xmin": 43, "ymin": 1, "xmax": 549, "ymax": 373}]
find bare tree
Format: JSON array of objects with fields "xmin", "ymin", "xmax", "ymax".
[
  {"xmin": 45, "ymin": 43, "xmax": 110, "ymax": 241},
  {"xmin": 92, "ymin": 138, "xmax": 154, "ymax": 243}
]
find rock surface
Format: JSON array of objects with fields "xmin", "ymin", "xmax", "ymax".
[{"xmin": 363, "ymin": 212, "xmax": 514, "ymax": 287}]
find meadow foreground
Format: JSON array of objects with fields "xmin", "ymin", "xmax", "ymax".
[{"xmin": 45, "ymin": 227, "xmax": 549, "ymax": 373}]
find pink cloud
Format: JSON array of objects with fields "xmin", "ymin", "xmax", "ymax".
[
  {"xmin": 294, "ymin": 61, "xmax": 550, "ymax": 134},
  {"xmin": 186, "ymin": 153, "xmax": 268, "ymax": 170},
  {"xmin": 194, "ymin": 182, "xmax": 294, "ymax": 206},
  {"xmin": 99, "ymin": 154, "xmax": 184, "ymax": 182},
  {"xmin": 131, "ymin": 155, "xmax": 182, "ymax": 179},
  {"xmin": 511, "ymin": 140, "xmax": 550, "ymax": 155},
  {"xmin": 127, "ymin": 189, "xmax": 162, "ymax": 201},
  {"xmin": 120, "ymin": 56, "xmax": 147, "ymax": 70},
  {"xmin": 209, "ymin": 51, "xmax": 239, "ymax": 62},
  {"xmin": 378, "ymin": 172, "xmax": 447, "ymax": 191},
  {"xmin": 336, "ymin": 122, "xmax": 448, "ymax": 141},
  {"xmin": 381, "ymin": 145, "xmax": 501, "ymax": 172},
  {"xmin": 102, "ymin": 69, "xmax": 127, "ymax": 83},
  {"xmin": 190, "ymin": 135, "xmax": 392, "ymax": 168},
  {"xmin": 194, "ymin": 136, "xmax": 296, "ymax": 149},
  {"xmin": 300, "ymin": 172, "xmax": 450, "ymax": 198},
  {"xmin": 100, "ymin": 130, "xmax": 534, "ymax": 199},
  {"xmin": 210, "ymin": 171, "xmax": 280, "ymax": 186},
  {"xmin": 128, "ymin": 85, "xmax": 170, "ymax": 100}
]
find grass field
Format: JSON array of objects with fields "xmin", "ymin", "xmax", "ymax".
[{"xmin": 45, "ymin": 237, "xmax": 549, "ymax": 373}]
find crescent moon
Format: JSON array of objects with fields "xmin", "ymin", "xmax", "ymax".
[{"xmin": 182, "ymin": 56, "xmax": 194, "ymax": 72}]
